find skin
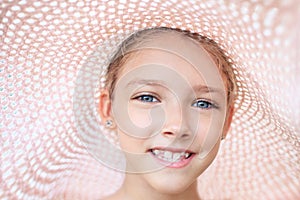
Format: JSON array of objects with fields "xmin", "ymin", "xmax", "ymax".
[{"xmin": 99, "ymin": 32, "xmax": 233, "ymax": 200}]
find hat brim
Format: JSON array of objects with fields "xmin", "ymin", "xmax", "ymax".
[{"xmin": 1, "ymin": 0, "xmax": 299, "ymax": 199}]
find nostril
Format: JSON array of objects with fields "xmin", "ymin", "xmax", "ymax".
[
  {"xmin": 181, "ymin": 133, "xmax": 190, "ymax": 138},
  {"xmin": 162, "ymin": 131, "xmax": 190, "ymax": 139},
  {"xmin": 163, "ymin": 131, "xmax": 175, "ymax": 136}
]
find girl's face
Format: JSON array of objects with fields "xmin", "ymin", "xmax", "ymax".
[{"xmin": 100, "ymin": 33, "xmax": 230, "ymax": 194}]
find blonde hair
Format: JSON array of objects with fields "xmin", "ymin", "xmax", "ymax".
[{"xmin": 105, "ymin": 27, "xmax": 237, "ymax": 108}]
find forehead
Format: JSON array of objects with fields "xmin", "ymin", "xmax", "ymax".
[{"xmin": 117, "ymin": 32, "xmax": 226, "ymax": 91}]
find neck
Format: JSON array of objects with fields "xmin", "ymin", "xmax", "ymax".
[{"xmin": 114, "ymin": 173, "xmax": 201, "ymax": 200}]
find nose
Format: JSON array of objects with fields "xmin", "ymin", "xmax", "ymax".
[{"xmin": 161, "ymin": 105, "xmax": 192, "ymax": 139}]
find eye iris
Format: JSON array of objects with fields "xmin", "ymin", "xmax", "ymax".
[
  {"xmin": 140, "ymin": 95, "xmax": 155, "ymax": 102},
  {"xmin": 196, "ymin": 101, "xmax": 211, "ymax": 108}
]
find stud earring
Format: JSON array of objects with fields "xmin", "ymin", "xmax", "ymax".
[{"xmin": 105, "ymin": 119, "xmax": 113, "ymax": 128}]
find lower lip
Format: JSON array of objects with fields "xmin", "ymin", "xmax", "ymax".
[{"xmin": 149, "ymin": 152, "xmax": 195, "ymax": 168}]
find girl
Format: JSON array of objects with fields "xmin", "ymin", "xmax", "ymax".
[{"xmin": 99, "ymin": 27, "xmax": 236, "ymax": 200}]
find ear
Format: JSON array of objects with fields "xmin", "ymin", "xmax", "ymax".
[
  {"xmin": 99, "ymin": 89, "xmax": 116, "ymax": 129},
  {"xmin": 221, "ymin": 105, "xmax": 234, "ymax": 140}
]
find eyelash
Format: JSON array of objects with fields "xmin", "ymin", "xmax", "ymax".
[
  {"xmin": 133, "ymin": 94, "xmax": 160, "ymax": 103},
  {"xmin": 133, "ymin": 94, "xmax": 218, "ymax": 109},
  {"xmin": 191, "ymin": 99, "xmax": 218, "ymax": 109}
]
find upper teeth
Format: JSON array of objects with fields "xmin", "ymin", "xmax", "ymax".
[{"xmin": 151, "ymin": 149, "xmax": 191, "ymax": 162}]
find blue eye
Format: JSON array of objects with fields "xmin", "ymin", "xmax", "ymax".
[
  {"xmin": 135, "ymin": 95, "xmax": 159, "ymax": 103},
  {"xmin": 192, "ymin": 100, "xmax": 215, "ymax": 109}
]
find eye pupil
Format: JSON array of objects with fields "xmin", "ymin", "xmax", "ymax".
[
  {"xmin": 193, "ymin": 100, "xmax": 212, "ymax": 109},
  {"xmin": 142, "ymin": 96, "xmax": 152, "ymax": 101},
  {"xmin": 137, "ymin": 95, "xmax": 158, "ymax": 103},
  {"xmin": 198, "ymin": 102, "xmax": 207, "ymax": 107}
]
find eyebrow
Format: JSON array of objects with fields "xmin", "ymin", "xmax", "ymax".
[
  {"xmin": 192, "ymin": 85, "xmax": 225, "ymax": 96},
  {"xmin": 126, "ymin": 79, "xmax": 168, "ymax": 88},
  {"xmin": 127, "ymin": 79, "xmax": 225, "ymax": 96}
]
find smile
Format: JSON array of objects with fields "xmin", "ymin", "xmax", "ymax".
[{"xmin": 149, "ymin": 148, "xmax": 195, "ymax": 168}]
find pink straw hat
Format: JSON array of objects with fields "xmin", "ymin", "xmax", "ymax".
[{"xmin": 1, "ymin": 0, "xmax": 299, "ymax": 199}]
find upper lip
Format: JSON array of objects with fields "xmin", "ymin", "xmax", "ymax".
[{"xmin": 147, "ymin": 146, "xmax": 196, "ymax": 154}]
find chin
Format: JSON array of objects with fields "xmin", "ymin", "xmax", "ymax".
[
  {"xmin": 142, "ymin": 168, "xmax": 200, "ymax": 195},
  {"xmin": 150, "ymin": 179, "xmax": 194, "ymax": 195}
]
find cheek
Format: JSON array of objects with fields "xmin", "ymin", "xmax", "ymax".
[
  {"xmin": 193, "ymin": 113, "xmax": 225, "ymax": 157},
  {"xmin": 128, "ymin": 104, "xmax": 152, "ymax": 128},
  {"xmin": 117, "ymin": 129, "xmax": 145, "ymax": 153},
  {"xmin": 114, "ymin": 102, "xmax": 165, "ymax": 138}
]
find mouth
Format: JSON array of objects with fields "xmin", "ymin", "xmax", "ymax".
[{"xmin": 148, "ymin": 148, "xmax": 196, "ymax": 168}]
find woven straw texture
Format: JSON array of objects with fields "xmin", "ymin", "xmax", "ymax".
[{"xmin": 1, "ymin": 0, "xmax": 300, "ymax": 199}]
